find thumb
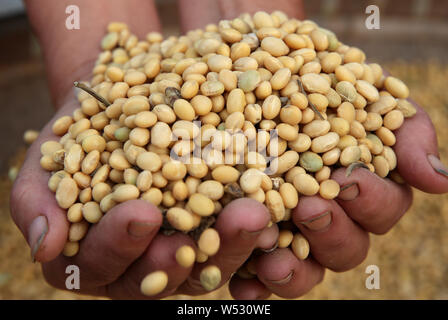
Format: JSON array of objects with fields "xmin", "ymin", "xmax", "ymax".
[
  {"xmin": 393, "ymin": 100, "xmax": 448, "ymax": 194},
  {"xmin": 10, "ymin": 115, "xmax": 71, "ymax": 263}
]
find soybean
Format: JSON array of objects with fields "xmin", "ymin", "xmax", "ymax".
[
  {"xmin": 198, "ymin": 228, "xmax": 220, "ymax": 256},
  {"xmin": 140, "ymin": 271, "xmax": 168, "ymax": 296},
  {"xmin": 200, "ymin": 265, "xmax": 222, "ymax": 291},
  {"xmin": 175, "ymin": 245, "xmax": 196, "ymax": 268},
  {"xmin": 291, "ymin": 234, "xmax": 310, "ymax": 260}
]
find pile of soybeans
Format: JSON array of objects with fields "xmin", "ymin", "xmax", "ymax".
[{"xmin": 39, "ymin": 11, "xmax": 416, "ymax": 295}]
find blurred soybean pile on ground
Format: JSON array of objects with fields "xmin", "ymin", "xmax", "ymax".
[{"xmin": 1, "ymin": 61, "xmax": 447, "ymax": 300}]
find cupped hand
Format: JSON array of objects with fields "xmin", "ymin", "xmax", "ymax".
[
  {"xmin": 229, "ymin": 100, "xmax": 448, "ymax": 300},
  {"xmin": 11, "ymin": 95, "xmax": 447, "ymax": 300},
  {"xmin": 9, "ymin": 97, "xmax": 278, "ymax": 299}
]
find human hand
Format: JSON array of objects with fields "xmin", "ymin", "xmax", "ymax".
[
  {"xmin": 229, "ymin": 100, "xmax": 448, "ymax": 299},
  {"xmin": 15, "ymin": 0, "xmax": 281, "ymax": 299},
  {"xmin": 10, "ymin": 96, "xmax": 282, "ymax": 298}
]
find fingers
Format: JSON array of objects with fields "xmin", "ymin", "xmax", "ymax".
[
  {"xmin": 41, "ymin": 200, "xmax": 162, "ymax": 293},
  {"xmin": 10, "ymin": 155, "xmax": 68, "ymax": 262},
  {"xmin": 292, "ymin": 196, "xmax": 370, "ymax": 272},
  {"xmin": 9, "ymin": 108, "xmax": 76, "ymax": 263},
  {"xmin": 331, "ymin": 167, "xmax": 413, "ymax": 234},
  {"xmin": 179, "ymin": 198, "xmax": 271, "ymax": 295},
  {"xmin": 228, "ymin": 276, "xmax": 271, "ymax": 300},
  {"xmin": 393, "ymin": 101, "xmax": 448, "ymax": 194},
  {"xmin": 255, "ymin": 248, "xmax": 325, "ymax": 299},
  {"xmin": 104, "ymin": 232, "xmax": 196, "ymax": 299}
]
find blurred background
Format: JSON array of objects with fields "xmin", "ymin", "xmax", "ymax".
[{"xmin": 1, "ymin": 0, "xmax": 447, "ymax": 299}]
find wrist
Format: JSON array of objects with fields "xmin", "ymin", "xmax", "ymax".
[{"xmin": 44, "ymin": 52, "xmax": 97, "ymax": 109}]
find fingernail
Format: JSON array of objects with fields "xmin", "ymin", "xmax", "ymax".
[
  {"xmin": 28, "ymin": 216, "xmax": 48, "ymax": 263},
  {"xmin": 240, "ymin": 229, "xmax": 263, "ymax": 240},
  {"xmin": 428, "ymin": 154, "xmax": 448, "ymax": 178},
  {"xmin": 268, "ymin": 270, "xmax": 294, "ymax": 285},
  {"xmin": 127, "ymin": 221, "xmax": 158, "ymax": 238},
  {"xmin": 260, "ymin": 242, "xmax": 278, "ymax": 253},
  {"xmin": 338, "ymin": 182, "xmax": 360, "ymax": 201},
  {"xmin": 299, "ymin": 211, "xmax": 332, "ymax": 231}
]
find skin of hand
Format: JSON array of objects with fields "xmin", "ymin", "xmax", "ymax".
[
  {"xmin": 10, "ymin": 0, "xmax": 448, "ymax": 300},
  {"xmin": 228, "ymin": 100, "xmax": 448, "ymax": 300}
]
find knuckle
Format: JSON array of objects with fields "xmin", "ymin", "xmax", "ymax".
[
  {"xmin": 330, "ymin": 232, "xmax": 370, "ymax": 272},
  {"xmin": 326, "ymin": 233, "xmax": 352, "ymax": 253},
  {"xmin": 369, "ymin": 198, "xmax": 409, "ymax": 234},
  {"xmin": 214, "ymin": 252, "xmax": 249, "ymax": 276}
]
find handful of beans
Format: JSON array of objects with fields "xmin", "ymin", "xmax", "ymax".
[{"xmin": 39, "ymin": 11, "xmax": 416, "ymax": 296}]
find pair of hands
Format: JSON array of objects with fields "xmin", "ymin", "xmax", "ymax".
[
  {"xmin": 10, "ymin": 94, "xmax": 448, "ymax": 299},
  {"xmin": 18, "ymin": 0, "xmax": 448, "ymax": 300}
]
